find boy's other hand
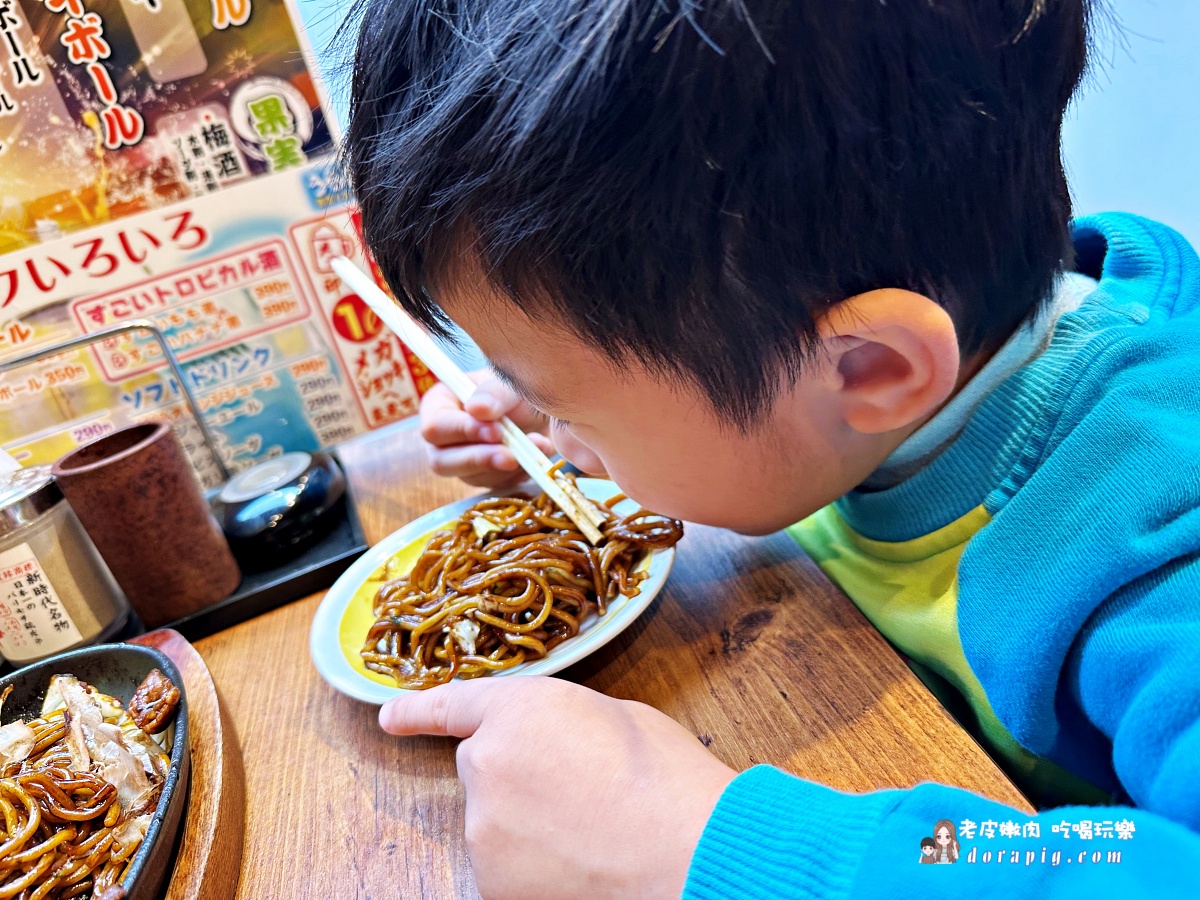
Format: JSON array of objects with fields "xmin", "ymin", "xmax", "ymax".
[
  {"xmin": 419, "ymin": 370, "xmax": 555, "ymax": 488},
  {"xmin": 380, "ymin": 676, "xmax": 735, "ymax": 900}
]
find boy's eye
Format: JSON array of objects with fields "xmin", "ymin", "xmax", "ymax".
[{"xmin": 550, "ymin": 416, "xmax": 572, "ymax": 429}]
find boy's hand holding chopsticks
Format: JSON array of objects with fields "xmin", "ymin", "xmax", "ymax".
[
  {"xmin": 331, "ymin": 257, "xmax": 606, "ymax": 542},
  {"xmin": 420, "ymin": 371, "xmax": 557, "ymax": 490}
]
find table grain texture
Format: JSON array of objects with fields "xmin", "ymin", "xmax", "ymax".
[{"xmin": 194, "ymin": 423, "xmax": 1031, "ymax": 899}]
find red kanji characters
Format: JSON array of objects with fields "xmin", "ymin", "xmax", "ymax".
[
  {"xmin": 69, "ymin": 229, "xmax": 165, "ymax": 280},
  {"xmin": 42, "ymin": 1, "xmax": 147, "ymax": 150},
  {"xmin": 59, "ymin": 12, "xmax": 110, "ymax": 64},
  {"xmin": 0, "ymin": 270, "xmax": 16, "ymax": 307},
  {"xmin": 373, "ymin": 338, "xmax": 394, "ymax": 365},
  {"xmin": 173, "ymin": 274, "xmax": 196, "ymax": 298},
  {"xmin": 100, "ymin": 103, "xmax": 144, "ymax": 150},
  {"xmin": 80, "ymin": 303, "xmax": 106, "ymax": 326}
]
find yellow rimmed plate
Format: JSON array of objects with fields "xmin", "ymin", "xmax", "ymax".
[{"xmin": 309, "ymin": 478, "xmax": 677, "ymax": 704}]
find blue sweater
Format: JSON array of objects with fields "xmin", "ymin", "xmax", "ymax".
[{"xmin": 684, "ymin": 213, "xmax": 1200, "ymax": 896}]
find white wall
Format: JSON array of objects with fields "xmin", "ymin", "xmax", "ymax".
[{"xmin": 1063, "ymin": 1, "xmax": 1199, "ymax": 246}]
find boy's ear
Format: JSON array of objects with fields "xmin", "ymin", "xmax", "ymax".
[{"xmin": 816, "ymin": 289, "xmax": 961, "ymax": 435}]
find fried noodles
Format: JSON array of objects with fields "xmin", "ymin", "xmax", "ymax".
[
  {"xmin": 0, "ymin": 672, "xmax": 178, "ymax": 899},
  {"xmin": 361, "ymin": 487, "xmax": 683, "ymax": 690}
]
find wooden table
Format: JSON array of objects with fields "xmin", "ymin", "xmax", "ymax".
[{"xmin": 195, "ymin": 423, "xmax": 1031, "ymax": 898}]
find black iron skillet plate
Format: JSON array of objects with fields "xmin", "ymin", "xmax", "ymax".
[{"xmin": 0, "ymin": 643, "xmax": 190, "ymax": 900}]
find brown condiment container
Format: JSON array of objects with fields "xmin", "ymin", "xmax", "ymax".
[{"xmin": 51, "ymin": 421, "xmax": 241, "ymax": 628}]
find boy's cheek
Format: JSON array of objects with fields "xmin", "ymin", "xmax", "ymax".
[{"xmin": 559, "ymin": 426, "xmax": 795, "ymax": 530}]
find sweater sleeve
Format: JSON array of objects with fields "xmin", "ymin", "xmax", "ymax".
[
  {"xmin": 683, "ymin": 551, "xmax": 1200, "ymax": 899},
  {"xmin": 683, "ymin": 767, "xmax": 1198, "ymax": 899},
  {"xmin": 1063, "ymin": 549, "xmax": 1200, "ymax": 828}
]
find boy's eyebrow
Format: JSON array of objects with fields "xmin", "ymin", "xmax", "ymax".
[{"xmin": 490, "ymin": 365, "xmax": 562, "ymax": 411}]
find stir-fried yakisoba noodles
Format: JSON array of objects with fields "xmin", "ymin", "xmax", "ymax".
[
  {"xmin": 361, "ymin": 486, "xmax": 684, "ymax": 690},
  {"xmin": 0, "ymin": 670, "xmax": 179, "ymax": 900}
]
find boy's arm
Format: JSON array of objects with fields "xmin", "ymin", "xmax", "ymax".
[
  {"xmin": 686, "ymin": 768, "xmax": 1197, "ymax": 898},
  {"xmin": 376, "ymin": 665, "xmax": 1200, "ymax": 900},
  {"xmin": 1065, "ymin": 550, "xmax": 1200, "ymax": 827},
  {"xmin": 373, "ymin": 550, "xmax": 1200, "ymax": 899},
  {"xmin": 686, "ymin": 552, "xmax": 1200, "ymax": 899}
]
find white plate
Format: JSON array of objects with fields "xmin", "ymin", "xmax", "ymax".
[{"xmin": 309, "ymin": 478, "xmax": 676, "ymax": 704}]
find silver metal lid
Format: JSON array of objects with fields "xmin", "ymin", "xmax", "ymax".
[
  {"xmin": 218, "ymin": 451, "xmax": 313, "ymax": 503},
  {"xmin": 0, "ymin": 466, "xmax": 63, "ymax": 539}
]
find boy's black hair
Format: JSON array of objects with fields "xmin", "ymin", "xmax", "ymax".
[
  {"xmin": 921, "ymin": 838, "xmax": 936, "ymax": 849},
  {"xmin": 345, "ymin": 0, "xmax": 1091, "ymax": 427}
]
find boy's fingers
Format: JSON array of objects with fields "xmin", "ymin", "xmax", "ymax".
[
  {"xmin": 379, "ymin": 679, "xmax": 504, "ymax": 738},
  {"xmin": 421, "ymin": 407, "xmax": 501, "ymax": 447},
  {"xmin": 463, "ymin": 376, "xmax": 524, "ymax": 422},
  {"xmin": 463, "ymin": 376, "xmax": 551, "ymax": 435},
  {"xmin": 527, "ymin": 432, "xmax": 556, "ymax": 456},
  {"xmin": 420, "ymin": 385, "xmax": 500, "ymax": 445},
  {"xmin": 427, "ymin": 444, "xmax": 519, "ymax": 479},
  {"xmin": 419, "ymin": 381, "xmax": 464, "ymax": 417}
]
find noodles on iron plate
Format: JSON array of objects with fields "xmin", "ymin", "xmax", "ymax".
[
  {"xmin": 361, "ymin": 487, "xmax": 684, "ymax": 690},
  {"xmin": 0, "ymin": 670, "xmax": 180, "ymax": 900}
]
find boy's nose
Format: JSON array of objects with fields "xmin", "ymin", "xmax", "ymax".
[{"xmin": 553, "ymin": 426, "xmax": 608, "ymax": 478}]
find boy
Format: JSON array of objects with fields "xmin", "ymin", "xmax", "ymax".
[
  {"xmin": 345, "ymin": 0, "xmax": 1200, "ymax": 896},
  {"xmin": 919, "ymin": 837, "xmax": 937, "ymax": 864}
]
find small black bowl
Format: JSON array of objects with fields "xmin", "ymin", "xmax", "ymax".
[
  {"xmin": 212, "ymin": 450, "xmax": 347, "ymax": 571},
  {"xmin": 0, "ymin": 643, "xmax": 190, "ymax": 900}
]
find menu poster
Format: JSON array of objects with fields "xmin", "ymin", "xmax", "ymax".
[
  {"xmin": 0, "ymin": 159, "xmax": 434, "ymax": 485},
  {"xmin": 0, "ymin": 1, "xmax": 434, "ymax": 485},
  {"xmin": 0, "ymin": 0, "xmax": 335, "ymax": 252}
]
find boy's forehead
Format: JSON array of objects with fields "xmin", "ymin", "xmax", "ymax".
[{"xmin": 437, "ymin": 258, "xmax": 565, "ymax": 347}]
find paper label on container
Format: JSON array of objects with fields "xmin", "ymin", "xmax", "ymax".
[{"xmin": 0, "ymin": 543, "xmax": 84, "ymax": 663}]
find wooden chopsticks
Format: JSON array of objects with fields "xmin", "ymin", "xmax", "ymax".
[{"xmin": 330, "ymin": 257, "xmax": 607, "ymax": 544}]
